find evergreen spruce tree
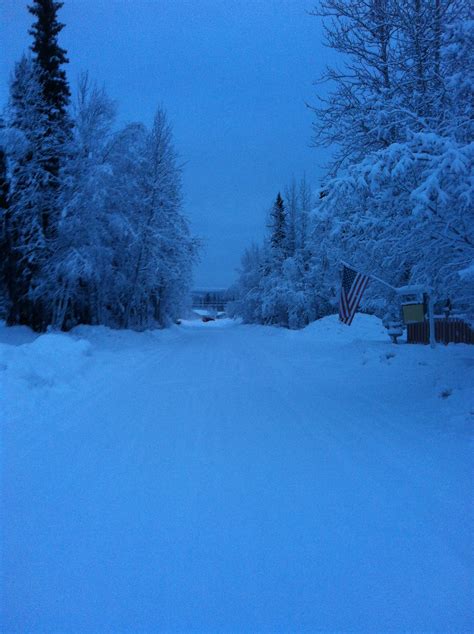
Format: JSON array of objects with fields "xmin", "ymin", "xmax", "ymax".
[
  {"xmin": 0, "ymin": 120, "xmax": 9, "ymax": 312},
  {"xmin": 0, "ymin": 120, "xmax": 7, "ymax": 213},
  {"xmin": 6, "ymin": 57, "xmax": 53, "ymax": 329},
  {"xmin": 28, "ymin": 0, "xmax": 71, "ymax": 241},
  {"xmin": 269, "ymin": 192, "xmax": 287, "ymax": 259},
  {"xmin": 28, "ymin": 0, "xmax": 71, "ymax": 125},
  {"xmin": 3, "ymin": 2, "xmax": 71, "ymax": 329}
]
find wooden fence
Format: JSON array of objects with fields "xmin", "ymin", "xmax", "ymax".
[{"xmin": 407, "ymin": 318, "xmax": 474, "ymax": 345}]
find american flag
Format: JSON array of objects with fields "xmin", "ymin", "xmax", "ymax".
[{"xmin": 339, "ymin": 264, "xmax": 370, "ymax": 325}]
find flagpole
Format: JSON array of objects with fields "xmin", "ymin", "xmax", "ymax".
[
  {"xmin": 340, "ymin": 261, "xmax": 437, "ymax": 348},
  {"xmin": 340, "ymin": 261, "xmax": 398, "ymax": 291}
]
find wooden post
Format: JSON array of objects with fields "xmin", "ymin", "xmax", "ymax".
[{"xmin": 428, "ymin": 294, "xmax": 436, "ymax": 348}]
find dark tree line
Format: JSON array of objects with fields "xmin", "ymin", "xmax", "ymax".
[{"xmin": 1, "ymin": 0, "xmax": 197, "ymax": 332}]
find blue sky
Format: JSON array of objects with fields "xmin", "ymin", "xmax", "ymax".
[{"xmin": 1, "ymin": 0, "xmax": 330, "ymax": 288}]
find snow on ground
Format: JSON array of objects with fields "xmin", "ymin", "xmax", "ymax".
[{"xmin": 1, "ymin": 315, "xmax": 473, "ymax": 632}]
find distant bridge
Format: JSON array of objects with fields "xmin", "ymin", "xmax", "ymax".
[{"xmin": 192, "ymin": 288, "xmax": 234, "ymax": 312}]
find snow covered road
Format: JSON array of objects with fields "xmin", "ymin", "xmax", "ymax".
[{"xmin": 1, "ymin": 316, "xmax": 473, "ymax": 632}]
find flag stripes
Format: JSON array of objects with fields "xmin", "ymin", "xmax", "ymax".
[{"xmin": 339, "ymin": 265, "xmax": 370, "ymax": 325}]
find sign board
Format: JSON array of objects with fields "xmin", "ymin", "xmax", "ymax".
[{"xmin": 402, "ymin": 302, "xmax": 425, "ymax": 324}]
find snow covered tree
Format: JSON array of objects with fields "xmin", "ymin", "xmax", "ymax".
[
  {"xmin": 26, "ymin": 0, "xmax": 71, "ymax": 245},
  {"xmin": 27, "ymin": 0, "xmax": 71, "ymax": 238},
  {"xmin": 1, "ymin": 4, "xmax": 197, "ymax": 331},
  {"xmin": 232, "ymin": 180, "xmax": 325, "ymax": 329},
  {"xmin": 28, "ymin": 0, "xmax": 71, "ymax": 126},
  {"xmin": 297, "ymin": 175, "xmax": 312, "ymax": 256},
  {"xmin": 0, "ymin": 119, "xmax": 9, "ymax": 312},
  {"xmin": 314, "ymin": 130, "xmax": 474, "ymax": 314},
  {"xmin": 442, "ymin": 16, "xmax": 474, "ymax": 143},
  {"xmin": 227, "ymin": 243, "xmax": 264, "ymax": 323},
  {"xmin": 309, "ymin": 0, "xmax": 470, "ymax": 174},
  {"xmin": 4, "ymin": 56, "xmax": 59, "ymax": 329},
  {"xmin": 309, "ymin": 0, "xmax": 400, "ymax": 173},
  {"xmin": 37, "ymin": 74, "xmax": 119, "ymax": 328},
  {"xmin": 33, "ymin": 88, "xmax": 197, "ymax": 330},
  {"xmin": 1, "ymin": 0, "xmax": 72, "ymax": 329},
  {"xmin": 268, "ymin": 192, "xmax": 287, "ymax": 263},
  {"xmin": 394, "ymin": 0, "xmax": 469, "ymax": 130},
  {"xmin": 0, "ymin": 120, "xmax": 8, "ymax": 213},
  {"xmin": 284, "ymin": 180, "xmax": 298, "ymax": 258},
  {"xmin": 118, "ymin": 108, "xmax": 197, "ymax": 329},
  {"xmin": 308, "ymin": 0, "xmax": 473, "ymax": 317}
]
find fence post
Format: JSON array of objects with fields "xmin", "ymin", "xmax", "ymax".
[{"xmin": 428, "ymin": 295, "xmax": 436, "ymax": 348}]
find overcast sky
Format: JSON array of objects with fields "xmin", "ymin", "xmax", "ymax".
[{"xmin": 1, "ymin": 0, "xmax": 330, "ymax": 288}]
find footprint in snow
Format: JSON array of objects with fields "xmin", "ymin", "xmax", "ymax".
[{"xmin": 439, "ymin": 388, "xmax": 452, "ymax": 399}]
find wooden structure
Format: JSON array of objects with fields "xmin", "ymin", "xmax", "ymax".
[
  {"xmin": 398, "ymin": 285, "xmax": 436, "ymax": 347},
  {"xmin": 407, "ymin": 318, "xmax": 474, "ymax": 345},
  {"xmin": 399, "ymin": 287, "xmax": 426, "ymax": 324}
]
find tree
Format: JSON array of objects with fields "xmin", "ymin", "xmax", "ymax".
[
  {"xmin": 309, "ymin": 0, "xmax": 470, "ymax": 175},
  {"xmin": 284, "ymin": 180, "xmax": 298, "ymax": 258},
  {"xmin": 442, "ymin": 16, "xmax": 474, "ymax": 143},
  {"xmin": 2, "ymin": 1, "xmax": 71, "ymax": 329},
  {"xmin": 0, "ymin": 121, "xmax": 8, "ymax": 212},
  {"xmin": 28, "ymin": 0, "xmax": 71, "ymax": 244},
  {"xmin": 227, "ymin": 243, "xmax": 264, "ymax": 323},
  {"xmin": 0, "ymin": 118, "xmax": 9, "ymax": 312},
  {"xmin": 309, "ymin": 0, "xmax": 400, "ymax": 174},
  {"xmin": 314, "ymin": 130, "xmax": 474, "ymax": 313},
  {"xmin": 5, "ymin": 56, "xmax": 56, "ymax": 329},
  {"xmin": 297, "ymin": 175, "xmax": 312, "ymax": 256},
  {"xmin": 118, "ymin": 108, "xmax": 197, "ymax": 329},
  {"xmin": 2, "ymin": 5, "xmax": 198, "ymax": 331},
  {"xmin": 268, "ymin": 192, "xmax": 287, "ymax": 260},
  {"xmin": 37, "ymin": 74, "xmax": 118, "ymax": 328},
  {"xmin": 28, "ymin": 0, "xmax": 71, "ymax": 125},
  {"xmin": 232, "ymin": 180, "xmax": 328, "ymax": 329},
  {"xmin": 308, "ymin": 0, "xmax": 473, "ymax": 317}
]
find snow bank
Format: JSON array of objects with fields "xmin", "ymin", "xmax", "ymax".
[
  {"xmin": 300, "ymin": 312, "xmax": 387, "ymax": 343},
  {"xmin": 70, "ymin": 323, "xmax": 179, "ymax": 351},
  {"xmin": 179, "ymin": 317, "xmax": 237, "ymax": 329},
  {"xmin": 1, "ymin": 333, "xmax": 92, "ymax": 389},
  {"xmin": 0, "ymin": 320, "xmax": 38, "ymax": 346},
  {"xmin": 1, "ymin": 330, "xmax": 94, "ymax": 427}
]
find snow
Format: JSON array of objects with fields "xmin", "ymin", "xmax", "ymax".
[
  {"xmin": 299, "ymin": 312, "xmax": 387, "ymax": 342},
  {"xmin": 396, "ymin": 284, "xmax": 427, "ymax": 294},
  {"xmin": 1, "ymin": 315, "xmax": 473, "ymax": 632},
  {"xmin": 459, "ymin": 262, "xmax": 474, "ymax": 280},
  {"xmin": 192, "ymin": 308, "xmax": 216, "ymax": 317}
]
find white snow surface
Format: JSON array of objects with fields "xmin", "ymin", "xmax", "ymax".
[{"xmin": 1, "ymin": 315, "xmax": 473, "ymax": 632}]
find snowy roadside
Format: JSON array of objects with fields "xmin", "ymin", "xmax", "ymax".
[
  {"xmin": 296, "ymin": 314, "xmax": 474, "ymax": 433},
  {"xmin": 0, "ymin": 320, "xmax": 182, "ymax": 430}
]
